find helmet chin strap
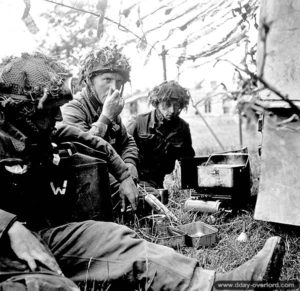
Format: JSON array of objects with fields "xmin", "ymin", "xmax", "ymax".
[
  {"xmin": 37, "ymin": 89, "xmax": 49, "ymax": 110},
  {"xmin": 85, "ymin": 78, "xmax": 103, "ymax": 104}
]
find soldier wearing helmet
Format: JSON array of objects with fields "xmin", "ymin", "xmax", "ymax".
[
  {"xmin": 127, "ymin": 80, "xmax": 195, "ymax": 189},
  {"xmin": 61, "ymin": 46, "xmax": 139, "ymax": 214},
  {"xmin": 0, "ymin": 51, "xmax": 286, "ymax": 291}
]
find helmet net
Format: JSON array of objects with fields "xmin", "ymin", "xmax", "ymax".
[
  {"xmin": 79, "ymin": 46, "xmax": 131, "ymax": 84},
  {"xmin": 0, "ymin": 52, "xmax": 70, "ymax": 99}
]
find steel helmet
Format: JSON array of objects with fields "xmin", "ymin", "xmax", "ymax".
[
  {"xmin": 0, "ymin": 52, "xmax": 72, "ymax": 102},
  {"xmin": 79, "ymin": 45, "xmax": 131, "ymax": 84}
]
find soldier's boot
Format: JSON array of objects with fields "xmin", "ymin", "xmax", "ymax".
[{"xmin": 213, "ymin": 236, "xmax": 285, "ymax": 290}]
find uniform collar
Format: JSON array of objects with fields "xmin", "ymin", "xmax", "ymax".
[
  {"xmin": 149, "ymin": 109, "xmax": 164, "ymax": 129},
  {"xmin": 83, "ymin": 87, "xmax": 103, "ymax": 115}
]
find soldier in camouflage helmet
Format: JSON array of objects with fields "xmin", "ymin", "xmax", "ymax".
[
  {"xmin": 61, "ymin": 45, "xmax": 139, "ymax": 214},
  {"xmin": 78, "ymin": 45, "xmax": 131, "ymax": 84},
  {"xmin": 0, "ymin": 52, "xmax": 80, "ymax": 290},
  {"xmin": 0, "ymin": 52, "xmax": 72, "ymax": 139},
  {"xmin": 0, "ymin": 52, "xmax": 286, "ymax": 291}
]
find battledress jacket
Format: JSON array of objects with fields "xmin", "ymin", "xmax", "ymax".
[
  {"xmin": 127, "ymin": 109, "xmax": 195, "ymax": 188},
  {"xmin": 0, "ymin": 122, "xmax": 130, "ymax": 237},
  {"xmin": 61, "ymin": 88, "xmax": 138, "ymax": 167}
]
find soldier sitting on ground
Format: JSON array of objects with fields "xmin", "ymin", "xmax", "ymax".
[{"xmin": 61, "ymin": 46, "xmax": 139, "ymax": 214}]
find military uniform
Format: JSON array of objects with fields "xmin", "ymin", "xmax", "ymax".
[
  {"xmin": 127, "ymin": 109, "xmax": 195, "ymax": 188},
  {"xmin": 0, "ymin": 122, "xmax": 214, "ymax": 291},
  {"xmin": 61, "ymin": 88, "xmax": 138, "ymax": 167}
]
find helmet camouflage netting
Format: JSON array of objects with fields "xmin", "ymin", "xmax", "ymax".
[
  {"xmin": 0, "ymin": 52, "xmax": 71, "ymax": 101},
  {"xmin": 0, "ymin": 52, "xmax": 72, "ymax": 133},
  {"xmin": 148, "ymin": 80, "xmax": 191, "ymax": 109},
  {"xmin": 79, "ymin": 45, "xmax": 131, "ymax": 84}
]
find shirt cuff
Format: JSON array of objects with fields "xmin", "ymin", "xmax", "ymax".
[
  {"xmin": 99, "ymin": 114, "xmax": 112, "ymax": 126},
  {"xmin": 118, "ymin": 168, "xmax": 131, "ymax": 182},
  {"xmin": 90, "ymin": 122, "xmax": 108, "ymax": 137},
  {"xmin": 0, "ymin": 210, "xmax": 17, "ymax": 239}
]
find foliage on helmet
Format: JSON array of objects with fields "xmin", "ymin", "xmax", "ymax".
[
  {"xmin": 0, "ymin": 52, "xmax": 72, "ymax": 129},
  {"xmin": 79, "ymin": 45, "xmax": 131, "ymax": 84},
  {"xmin": 148, "ymin": 80, "xmax": 191, "ymax": 109},
  {"xmin": 0, "ymin": 52, "xmax": 71, "ymax": 101}
]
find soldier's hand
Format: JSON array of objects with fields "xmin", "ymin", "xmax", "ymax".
[
  {"xmin": 126, "ymin": 163, "xmax": 139, "ymax": 184},
  {"xmin": 119, "ymin": 176, "xmax": 138, "ymax": 212},
  {"xmin": 102, "ymin": 88, "xmax": 124, "ymax": 121},
  {"xmin": 8, "ymin": 221, "xmax": 63, "ymax": 276}
]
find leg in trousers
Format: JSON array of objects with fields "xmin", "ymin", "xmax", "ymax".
[{"xmin": 40, "ymin": 220, "xmax": 215, "ymax": 291}]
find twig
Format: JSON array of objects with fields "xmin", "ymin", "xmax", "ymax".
[
  {"xmin": 168, "ymin": 198, "xmax": 181, "ymax": 207},
  {"xmin": 259, "ymin": 18, "xmax": 273, "ymax": 78}
]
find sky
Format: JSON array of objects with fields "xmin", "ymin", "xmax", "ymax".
[
  {"xmin": 0, "ymin": 0, "xmax": 256, "ymax": 92},
  {"xmin": 0, "ymin": 1, "xmax": 35, "ymax": 57}
]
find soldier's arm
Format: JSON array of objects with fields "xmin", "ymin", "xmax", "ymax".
[
  {"xmin": 54, "ymin": 123, "xmax": 130, "ymax": 182},
  {"xmin": 117, "ymin": 121, "xmax": 139, "ymax": 166},
  {"xmin": 61, "ymin": 101, "xmax": 91, "ymax": 132},
  {"xmin": 0, "ymin": 210, "xmax": 62, "ymax": 275},
  {"xmin": 183, "ymin": 124, "xmax": 195, "ymax": 157}
]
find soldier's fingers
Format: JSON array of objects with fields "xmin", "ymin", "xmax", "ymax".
[
  {"xmin": 22, "ymin": 254, "xmax": 37, "ymax": 272},
  {"xmin": 113, "ymin": 91, "xmax": 120, "ymax": 100},
  {"xmin": 134, "ymin": 190, "xmax": 139, "ymax": 204},
  {"xmin": 128, "ymin": 195, "xmax": 137, "ymax": 211},
  {"xmin": 121, "ymin": 196, "xmax": 126, "ymax": 212},
  {"xmin": 108, "ymin": 87, "xmax": 114, "ymax": 96}
]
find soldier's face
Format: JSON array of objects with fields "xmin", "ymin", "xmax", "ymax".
[
  {"xmin": 91, "ymin": 72, "xmax": 124, "ymax": 104},
  {"xmin": 34, "ymin": 97, "xmax": 70, "ymax": 134},
  {"xmin": 157, "ymin": 101, "xmax": 182, "ymax": 121}
]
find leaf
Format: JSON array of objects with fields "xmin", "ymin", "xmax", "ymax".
[
  {"xmin": 22, "ymin": 0, "xmax": 39, "ymax": 34},
  {"xmin": 138, "ymin": 36, "xmax": 147, "ymax": 51},
  {"xmin": 180, "ymin": 24, "xmax": 187, "ymax": 31},
  {"xmin": 122, "ymin": 3, "xmax": 139, "ymax": 18},
  {"xmin": 165, "ymin": 8, "xmax": 172, "ymax": 15},
  {"xmin": 22, "ymin": 0, "xmax": 31, "ymax": 19},
  {"xmin": 122, "ymin": 8, "xmax": 131, "ymax": 18},
  {"xmin": 96, "ymin": 0, "xmax": 108, "ymax": 39}
]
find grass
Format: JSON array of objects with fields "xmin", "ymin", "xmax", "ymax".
[
  {"xmin": 80, "ymin": 113, "xmax": 299, "ymax": 290},
  {"xmin": 131, "ymin": 113, "xmax": 300, "ymax": 284}
]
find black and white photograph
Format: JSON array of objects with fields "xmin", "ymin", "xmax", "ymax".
[{"xmin": 0, "ymin": 0, "xmax": 299, "ymax": 290}]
